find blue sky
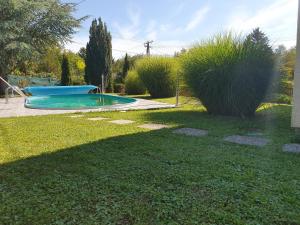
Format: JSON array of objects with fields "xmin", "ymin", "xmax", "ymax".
[{"xmin": 65, "ymin": 0, "xmax": 298, "ymax": 58}]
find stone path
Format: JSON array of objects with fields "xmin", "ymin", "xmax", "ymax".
[
  {"xmin": 87, "ymin": 117, "xmax": 108, "ymax": 121},
  {"xmin": 224, "ymin": 135, "xmax": 270, "ymax": 147},
  {"xmin": 173, "ymin": 128, "xmax": 208, "ymax": 137},
  {"xmin": 109, "ymin": 119, "xmax": 135, "ymax": 125},
  {"xmin": 138, "ymin": 123, "xmax": 170, "ymax": 130},
  {"xmin": 68, "ymin": 115, "xmax": 84, "ymax": 118},
  {"xmin": 283, "ymin": 144, "xmax": 300, "ymax": 153}
]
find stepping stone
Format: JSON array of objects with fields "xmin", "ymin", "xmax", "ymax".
[
  {"xmin": 224, "ymin": 135, "xmax": 269, "ymax": 147},
  {"xmin": 138, "ymin": 123, "xmax": 170, "ymax": 130},
  {"xmin": 246, "ymin": 131, "xmax": 264, "ymax": 136},
  {"xmin": 68, "ymin": 115, "xmax": 84, "ymax": 118},
  {"xmin": 173, "ymin": 128, "xmax": 208, "ymax": 137},
  {"xmin": 283, "ymin": 144, "xmax": 300, "ymax": 153},
  {"xmin": 109, "ymin": 119, "xmax": 135, "ymax": 125},
  {"xmin": 87, "ymin": 117, "xmax": 108, "ymax": 121}
]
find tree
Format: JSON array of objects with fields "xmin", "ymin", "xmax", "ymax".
[
  {"xmin": 0, "ymin": 0, "xmax": 84, "ymax": 94},
  {"xmin": 122, "ymin": 53, "xmax": 130, "ymax": 81},
  {"xmin": 65, "ymin": 51, "xmax": 85, "ymax": 85},
  {"xmin": 77, "ymin": 47, "xmax": 86, "ymax": 60},
  {"xmin": 61, "ymin": 54, "xmax": 71, "ymax": 85},
  {"xmin": 37, "ymin": 47, "xmax": 63, "ymax": 78},
  {"xmin": 85, "ymin": 18, "xmax": 112, "ymax": 91}
]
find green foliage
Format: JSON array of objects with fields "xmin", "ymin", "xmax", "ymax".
[
  {"xmin": 125, "ymin": 70, "xmax": 146, "ymax": 95},
  {"xmin": 273, "ymin": 46, "xmax": 295, "ymax": 100},
  {"xmin": 65, "ymin": 51, "xmax": 86, "ymax": 85},
  {"xmin": 136, "ymin": 57, "xmax": 178, "ymax": 98},
  {"xmin": 113, "ymin": 54, "xmax": 143, "ymax": 84},
  {"xmin": 77, "ymin": 47, "xmax": 86, "ymax": 60},
  {"xmin": 113, "ymin": 83, "xmax": 125, "ymax": 94},
  {"xmin": 181, "ymin": 30, "xmax": 274, "ymax": 117},
  {"xmin": 122, "ymin": 53, "xmax": 130, "ymax": 81},
  {"xmin": 0, "ymin": 0, "xmax": 83, "ymax": 93},
  {"xmin": 37, "ymin": 47, "xmax": 63, "ymax": 78},
  {"xmin": 85, "ymin": 18, "xmax": 112, "ymax": 89},
  {"xmin": 61, "ymin": 54, "xmax": 71, "ymax": 85},
  {"xmin": 270, "ymin": 94, "xmax": 292, "ymax": 104}
]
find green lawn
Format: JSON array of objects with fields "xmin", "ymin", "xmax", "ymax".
[{"xmin": 0, "ymin": 97, "xmax": 300, "ymax": 224}]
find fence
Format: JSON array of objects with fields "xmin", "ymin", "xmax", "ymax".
[{"xmin": 8, "ymin": 75, "xmax": 60, "ymax": 88}]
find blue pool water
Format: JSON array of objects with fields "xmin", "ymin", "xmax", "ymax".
[{"xmin": 24, "ymin": 86, "xmax": 136, "ymax": 109}]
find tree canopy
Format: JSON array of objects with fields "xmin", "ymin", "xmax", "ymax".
[{"xmin": 0, "ymin": 0, "xmax": 84, "ymax": 93}]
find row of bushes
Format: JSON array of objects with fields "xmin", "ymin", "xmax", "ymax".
[
  {"xmin": 123, "ymin": 29, "xmax": 275, "ymax": 117},
  {"xmin": 122, "ymin": 57, "xmax": 179, "ymax": 97}
]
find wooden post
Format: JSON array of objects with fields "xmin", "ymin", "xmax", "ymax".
[{"xmin": 292, "ymin": 0, "xmax": 300, "ymax": 127}]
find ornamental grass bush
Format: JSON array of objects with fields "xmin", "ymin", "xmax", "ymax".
[
  {"xmin": 135, "ymin": 57, "xmax": 178, "ymax": 98},
  {"xmin": 181, "ymin": 30, "xmax": 274, "ymax": 117},
  {"xmin": 125, "ymin": 70, "xmax": 146, "ymax": 95}
]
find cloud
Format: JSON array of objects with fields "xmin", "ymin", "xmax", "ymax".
[
  {"xmin": 227, "ymin": 0, "xmax": 297, "ymax": 47},
  {"xmin": 186, "ymin": 6, "xmax": 210, "ymax": 31},
  {"xmin": 145, "ymin": 20, "xmax": 157, "ymax": 40},
  {"xmin": 113, "ymin": 5, "xmax": 141, "ymax": 40}
]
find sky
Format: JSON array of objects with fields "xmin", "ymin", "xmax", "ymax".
[{"xmin": 64, "ymin": 0, "xmax": 298, "ymax": 59}]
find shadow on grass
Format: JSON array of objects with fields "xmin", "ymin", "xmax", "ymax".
[
  {"xmin": 1, "ymin": 104, "xmax": 300, "ymax": 224},
  {"xmin": 1, "ymin": 128, "xmax": 206, "ymax": 224}
]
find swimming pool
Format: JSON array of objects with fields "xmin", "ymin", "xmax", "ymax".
[{"xmin": 24, "ymin": 86, "xmax": 136, "ymax": 109}]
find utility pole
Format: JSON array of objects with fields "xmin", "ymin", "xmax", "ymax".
[{"xmin": 144, "ymin": 40, "xmax": 153, "ymax": 56}]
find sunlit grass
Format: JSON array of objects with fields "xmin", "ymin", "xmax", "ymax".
[{"xmin": 0, "ymin": 100, "xmax": 299, "ymax": 224}]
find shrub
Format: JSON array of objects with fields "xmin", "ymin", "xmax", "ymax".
[
  {"xmin": 181, "ymin": 30, "xmax": 274, "ymax": 117},
  {"xmin": 268, "ymin": 94, "xmax": 292, "ymax": 104},
  {"xmin": 125, "ymin": 70, "xmax": 146, "ymax": 95},
  {"xmin": 113, "ymin": 83, "xmax": 125, "ymax": 94},
  {"xmin": 135, "ymin": 57, "xmax": 178, "ymax": 98}
]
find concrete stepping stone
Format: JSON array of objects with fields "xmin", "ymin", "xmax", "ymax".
[
  {"xmin": 224, "ymin": 135, "xmax": 269, "ymax": 147},
  {"xmin": 109, "ymin": 119, "xmax": 135, "ymax": 125},
  {"xmin": 68, "ymin": 115, "xmax": 84, "ymax": 118},
  {"xmin": 283, "ymin": 144, "xmax": 300, "ymax": 153},
  {"xmin": 87, "ymin": 117, "xmax": 108, "ymax": 121},
  {"xmin": 138, "ymin": 123, "xmax": 170, "ymax": 130},
  {"xmin": 173, "ymin": 128, "xmax": 208, "ymax": 137}
]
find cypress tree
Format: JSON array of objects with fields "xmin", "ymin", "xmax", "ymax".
[
  {"xmin": 122, "ymin": 53, "xmax": 130, "ymax": 82},
  {"xmin": 85, "ymin": 18, "xmax": 112, "ymax": 91},
  {"xmin": 61, "ymin": 54, "xmax": 71, "ymax": 85}
]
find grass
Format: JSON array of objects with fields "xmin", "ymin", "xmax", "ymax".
[{"xmin": 0, "ymin": 97, "xmax": 300, "ymax": 224}]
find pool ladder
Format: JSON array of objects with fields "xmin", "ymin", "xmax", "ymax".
[{"xmin": 0, "ymin": 77, "xmax": 26, "ymax": 104}]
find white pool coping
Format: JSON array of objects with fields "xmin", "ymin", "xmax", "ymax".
[{"xmin": 0, "ymin": 97, "xmax": 175, "ymax": 118}]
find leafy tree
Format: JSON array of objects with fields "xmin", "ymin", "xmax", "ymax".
[
  {"xmin": 0, "ymin": 0, "xmax": 84, "ymax": 94},
  {"xmin": 65, "ymin": 51, "xmax": 85, "ymax": 85},
  {"xmin": 85, "ymin": 18, "xmax": 112, "ymax": 91},
  {"xmin": 274, "ymin": 46, "xmax": 296, "ymax": 101},
  {"xmin": 37, "ymin": 47, "xmax": 63, "ymax": 78},
  {"xmin": 77, "ymin": 47, "xmax": 86, "ymax": 60},
  {"xmin": 61, "ymin": 54, "xmax": 71, "ymax": 85}
]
